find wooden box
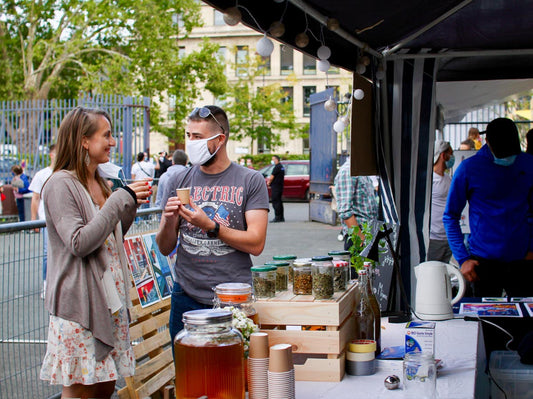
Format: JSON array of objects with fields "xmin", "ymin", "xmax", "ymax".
[{"xmin": 254, "ymin": 282, "xmax": 358, "ymax": 382}]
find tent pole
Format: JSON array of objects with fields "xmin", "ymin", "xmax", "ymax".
[{"xmin": 388, "ymin": 48, "xmax": 533, "ymax": 60}]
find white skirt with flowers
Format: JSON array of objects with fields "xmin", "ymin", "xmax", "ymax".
[{"xmin": 40, "ymin": 234, "xmax": 135, "ymax": 386}]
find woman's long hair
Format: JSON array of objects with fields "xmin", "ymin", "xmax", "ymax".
[{"xmin": 54, "ymin": 107, "xmax": 112, "ymax": 198}]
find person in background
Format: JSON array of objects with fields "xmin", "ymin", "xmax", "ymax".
[
  {"xmin": 443, "ymin": 118, "xmax": 533, "ymax": 297},
  {"xmin": 131, "ymin": 151, "xmax": 155, "ymax": 182},
  {"xmin": 29, "ymin": 143, "xmax": 56, "ymax": 299},
  {"xmin": 459, "ymin": 139, "xmax": 474, "ymax": 150},
  {"xmin": 11, "ymin": 164, "xmax": 31, "ymax": 222},
  {"xmin": 427, "ymin": 140, "xmax": 454, "ymax": 263},
  {"xmin": 39, "ymin": 107, "xmax": 152, "ymax": 399},
  {"xmin": 526, "ymin": 128, "xmax": 533, "ymax": 155},
  {"xmin": 246, "ymin": 158, "xmax": 254, "ymax": 169},
  {"xmin": 153, "ymin": 151, "xmax": 172, "ymax": 203},
  {"xmin": 155, "ymin": 149, "xmax": 188, "ymax": 207},
  {"xmin": 156, "ymin": 105, "xmax": 269, "ymax": 351},
  {"xmin": 267, "ymin": 155, "xmax": 285, "ymax": 223},
  {"xmin": 468, "ymin": 127, "xmax": 482, "ymax": 150}
]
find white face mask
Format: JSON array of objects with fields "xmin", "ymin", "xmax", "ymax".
[
  {"xmin": 187, "ymin": 134, "xmax": 222, "ymax": 165},
  {"xmin": 97, "ymin": 162, "xmax": 126, "ymax": 186}
]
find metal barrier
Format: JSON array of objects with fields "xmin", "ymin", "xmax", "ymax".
[{"xmin": 0, "ymin": 208, "xmax": 162, "ymax": 399}]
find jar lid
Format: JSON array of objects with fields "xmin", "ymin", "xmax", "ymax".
[
  {"xmin": 265, "ymin": 260, "xmax": 290, "ymax": 267},
  {"xmin": 328, "ymin": 250, "xmax": 350, "ymax": 256},
  {"xmin": 311, "ymin": 255, "xmax": 334, "ymax": 261},
  {"xmin": 182, "ymin": 309, "xmax": 232, "ymax": 325},
  {"xmin": 333, "ymin": 260, "xmax": 349, "ymax": 267},
  {"xmin": 251, "ymin": 265, "xmax": 277, "ymax": 272},
  {"xmin": 215, "ymin": 283, "xmax": 252, "ymax": 302},
  {"xmin": 273, "ymin": 254, "xmax": 297, "ymax": 260}
]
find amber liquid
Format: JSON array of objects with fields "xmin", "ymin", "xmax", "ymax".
[{"xmin": 174, "ymin": 341, "xmax": 245, "ymax": 399}]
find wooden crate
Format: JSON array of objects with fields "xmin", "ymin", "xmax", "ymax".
[{"xmin": 254, "ymin": 282, "xmax": 358, "ymax": 382}]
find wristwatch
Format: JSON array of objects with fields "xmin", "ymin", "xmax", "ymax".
[{"xmin": 207, "ymin": 221, "xmax": 220, "ymax": 238}]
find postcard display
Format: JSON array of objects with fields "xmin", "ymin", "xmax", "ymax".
[{"xmin": 124, "ymin": 233, "xmax": 176, "ymax": 307}]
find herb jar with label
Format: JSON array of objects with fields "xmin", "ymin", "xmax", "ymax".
[
  {"xmin": 273, "ymin": 254, "xmax": 297, "ymax": 284},
  {"xmin": 311, "ymin": 256, "xmax": 334, "ymax": 299},
  {"xmin": 213, "ymin": 282, "xmax": 258, "ymax": 325},
  {"xmin": 292, "ymin": 258, "xmax": 313, "ymax": 295},
  {"xmin": 265, "ymin": 260, "xmax": 290, "ymax": 292},
  {"xmin": 332, "ymin": 260, "xmax": 349, "ymax": 291},
  {"xmin": 251, "ymin": 265, "xmax": 276, "ymax": 299}
]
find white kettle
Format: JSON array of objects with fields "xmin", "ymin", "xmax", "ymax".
[{"xmin": 414, "ymin": 261, "xmax": 466, "ymax": 320}]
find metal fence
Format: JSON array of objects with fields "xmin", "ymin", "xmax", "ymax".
[
  {"xmin": 0, "ymin": 208, "xmax": 162, "ymax": 399},
  {"xmin": 0, "ymin": 94, "xmax": 150, "ymax": 183}
]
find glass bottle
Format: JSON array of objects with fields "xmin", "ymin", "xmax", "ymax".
[
  {"xmin": 364, "ymin": 262, "xmax": 382, "ymax": 355},
  {"xmin": 174, "ymin": 309, "xmax": 245, "ymax": 399},
  {"xmin": 354, "ymin": 269, "xmax": 375, "ymax": 343},
  {"xmin": 213, "ymin": 282, "xmax": 258, "ymax": 325}
]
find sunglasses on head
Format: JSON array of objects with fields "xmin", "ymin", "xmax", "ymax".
[{"xmin": 189, "ymin": 107, "xmax": 225, "ymax": 134}]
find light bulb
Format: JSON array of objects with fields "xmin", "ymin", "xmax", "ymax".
[
  {"xmin": 223, "ymin": 7, "xmax": 241, "ymax": 26},
  {"xmin": 295, "ymin": 32, "xmax": 309, "ymax": 48},
  {"xmin": 256, "ymin": 34, "xmax": 274, "ymax": 57},
  {"xmin": 353, "ymin": 89, "xmax": 365, "ymax": 100},
  {"xmin": 324, "ymin": 97, "xmax": 336, "ymax": 112},
  {"xmin": 340, "ymin": 115, "xmax": 350, "ymax": 125},
  {"xmin": 318, "ymin": 59, "xmax": 330, "ymax": 72},
  {"xmin": 376, "ymin": 65, "xmax": 385, "ymax": 80},
  {"xmin": 317, "ymin": 45, "xmax": 331, "ymax": 60},
  {"xmin": 270, "ymin": 21, "xmax": 285, "ymax": 38},
  {"xmin": 333, "ymin": 119, "xmax": 346, "ymax": 133},
  {"xmin": 326, "ymin": 18, "xmax": 340, "ymax": 31},
  {"xmin": 361, "ymin": 55, "xmax": 371, "ymax": 66},
  {"xmin": 356, "ymin": 63, "xmax": 366, "ymax": 74}
]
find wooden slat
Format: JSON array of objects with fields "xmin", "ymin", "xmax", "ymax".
[
  {"xmin": 133, "ymin": 329, "xmax": 171, "ymax": 359},
  {"xmin": 129, "ymin": 309, "xmax": 170, "ymax": 341},
  {"xmin": 135, "ymin": 363, "xmax": 175, "ymax": 399},
  {"xmin": 130, "ymin": 297, "xmax": 171, "ymax": 321},
  {"xmin": 293, "ymin": 353, "xmax": 345, "ymax": 382},
  {"xmin": 134, "ymin": 347, "xmax": 174, "ymax": 382}
]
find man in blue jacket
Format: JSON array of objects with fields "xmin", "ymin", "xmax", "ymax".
[{"xmin": 443, "ymin": 118, "xmax": 533, "ymax": 297}]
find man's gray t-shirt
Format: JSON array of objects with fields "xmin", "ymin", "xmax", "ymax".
[{"xmin": 160, "ymin": 162, "xmax": 269, "ymax": 304}]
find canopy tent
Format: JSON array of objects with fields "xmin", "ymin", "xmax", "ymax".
[{"xmin": 203, "ymin": 0, "xmax": 533, "ymax": 308}]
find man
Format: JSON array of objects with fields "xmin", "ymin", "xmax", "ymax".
[
  {"xmin": 156, "ymin": 105, "xmax": 269, "ymax": 346},
  {"xmin": 334, "ymin": 157, "xmax": 379, "ymax": 251},
  {"xmin": 443, "ymin": 118, "xmax": 533, "ymax": 297},
  {"xmin": 267, "ymin": 155, "xmax": 285, "ymax": 223},
  {"xmin": 155, "ymin": 149, "xmax": 188, "ymax": 207},
  {"xmin": 131, "ymin": 151, "xmax": 155, "ymax": 181},
  {"xmin": 427, "ymin": 140, "xmax": 454, "ymax": 262},
  {"xmin": 29, "ymin": 144, "xmax": 56, "ymax": 299}
]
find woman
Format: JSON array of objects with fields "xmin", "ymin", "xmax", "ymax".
[
  {"xmin": 40, "ymin": 107, "xmax": 152, "ymax": 399},
  {"xmin": 11, "ymin": 164, "xmax": 31, "ymax": 221}
]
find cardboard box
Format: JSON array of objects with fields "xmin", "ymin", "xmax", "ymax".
[{"xmin": 405, "ymin": 321, "xmax": 435, "ymax": 356}]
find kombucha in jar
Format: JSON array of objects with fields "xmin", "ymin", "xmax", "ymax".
[{"xmin": 174, "ymin": 309, "xmax": 245, "ymax": 399}]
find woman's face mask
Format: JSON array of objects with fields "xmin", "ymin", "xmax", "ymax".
[{"xmin": 187, "ymin": 134, "xmax": 222, "ymax": 165}]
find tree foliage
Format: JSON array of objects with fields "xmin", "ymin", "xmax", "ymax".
[{"xmin": 0, "ymin": 0, "xmax": 227, "ymax": 140}]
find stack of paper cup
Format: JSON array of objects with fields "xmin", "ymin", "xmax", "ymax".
[
  {"xmin": 345, "ymin": 339, "xmax": 376, "ymax": 376},
  {"xmin": 248, "ymin": 332, "xmax": 270, "ymax": 399},
  {"xmin": 268, "ymin": 343, "xmax": 295, "ymax": 399}
]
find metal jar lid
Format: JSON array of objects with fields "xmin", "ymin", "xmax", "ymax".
[
  {"xmin": 215, "ymin": 282, "xmax": 252, "ymax": 295},
  {"xmin": 328, "ymin": 250, "xmax": 350, "ymax": 256},
  {"xmin": 182, "ymin": 309, "xmax": 232, "ymax": 325},
  {"xmin": 265, "ymin": 260, "xmax": 290, "ymax": 267},
  {"xmin": 311, "ymin": 255, "xmax": 334, "ymax": 262},
  {"xmin": 273, "ymin": 254, "xmax": 297, "ymax": 260},
  {"xmin": 293, "ymin": 258, "xmax": 312, "ymax": 267}
]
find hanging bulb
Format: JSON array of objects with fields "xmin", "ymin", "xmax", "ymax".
[
  {"xmin": 318, "ymin": 59, "xmax": 330, "ymax": 72},
  {"xmin": 361, "ymin": 55, "xmax": 371, "ymax": 66},
  {"xmin": 356, "ymin": 63, "xmax": 366, "ymax": 74},
  {"xmin": 256, "ymin": 34, "xmax": 274, "ymax": 57},
  {"xmin": 317, "ymin": 45, "xmax": 331, "ymax": 60},
  {"xmin": 376, "ymin": 64, "xmax": 385, "ymax": 80},
  {"xmin": 340, "ymin": 115, "xmax": 350, "ymax": 125},
  {"xmin": 223, "ymin": 7, "xmax": 242, "ymax": 26},
  {"xmin": 324, "ymin": 97, "xmax": 336, "ymax": 112},
  {"xmin": 295, "ymin": 32, "xmax": 309, "ymax": 48},
  {"xmin": 333, "ymin": 119, "xmax": 346, "ymax": 133},
  {"xmin": 270, "ymin": 21, "xmax": 285, "ymax": 38},
  {"xmin": 326, "ymin": 18, "xmax": 340, "ymax": 31},
  {"xmin": 353, "ymin": 89, "xmax": 365, "ymax": 100}
]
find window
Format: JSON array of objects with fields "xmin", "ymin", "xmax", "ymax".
[
  {"xmin": 172, "ymin": 13, "xmax": 185, "ymax": 28},
  {"xmin": 303, "ymin": 54, "xmax": 316, "ymax": 75},
  {"xmin": 214, "ymin": 10, "xmax": 225, "ymax": 26},
  {"xmin": 329, "ymin": 66, "xmax": 340, "ymax": 74},
  {"xmin": 281, "ymin": 87, "xmax": 293, "ymax": 109},
  {"xmin": 178, "ymin": 47, "xmax": 186, "ymax": 59},
  {"xmin": 286, "ymin": 163, "xmax": 309, "ymax": 176},
  {"xmin": 217, "ymin": 46, "xmax": 227, "ymax": 63},
  {"xmin": 168, "ymin": 95, "xmax": 176, "ymax": 119},
  {"xmin": 303, "ymin": 86, "xmax": 316, "ymax": 116},
  {"xmin": 280, "ymin": 45, "xmax": 293, "ymax": 75},
  {"xmin": 258, "ymin": 55, "xmax": 271, "ymax": 75},
  {"xmin": 235, "ymin": 46, "xmax": 248, "ymax": 77}
]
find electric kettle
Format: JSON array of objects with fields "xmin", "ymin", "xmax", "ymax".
[{"xmin": 414, "ymin": 261, "xmax": 466, "ymax": 320}]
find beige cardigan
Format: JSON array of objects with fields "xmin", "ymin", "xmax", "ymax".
[{"xmin": 43, "ymin": 170, "xmax": 137, "ymax": 361}]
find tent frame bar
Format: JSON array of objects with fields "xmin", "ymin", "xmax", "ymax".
[{"xmin": 388, "ymin": 48, "xmax": 533, "ymax": 60}]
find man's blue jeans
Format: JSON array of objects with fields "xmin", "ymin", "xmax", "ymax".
[{"xmin": 169, "ymin": 281, "xmax": 210, "ymax": 358}]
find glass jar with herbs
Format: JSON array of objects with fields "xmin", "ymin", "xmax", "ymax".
[
  {"xmin": 292, "ymin": 259, "xmax": 313, "ymax": 295},
  {"xmin": 213, "ymin": 282, "xmax": 258, "ymax": 325},
  {"xmin": 265, "ymin": 260, "xmax": 290, "ymax": 292},
  {"xmin": 311, "ymin": 256, "xmax": 334, "ymax": 300},
  {"xmin": 272, "ymin": 254, "xmax": 297, "ymax": 284},
  {"xmin": 251, "ymin": 265, "xmax": 276, "ymax": 299},
  {"xmin": 332, "ymin": 260, "xmax": 349, "ymax": 291},
  {"xmin": 328, "ymin": 250, "xmax": 351, "ymax": 262}
]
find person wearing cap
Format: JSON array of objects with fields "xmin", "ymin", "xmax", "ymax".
[
  {"xmin": 427, "ymin": 141, "xmax": 454, "ymax": 262},
  {"xmin": 443, "ymin": 118, "xmax": 533, "ymax": 297}
]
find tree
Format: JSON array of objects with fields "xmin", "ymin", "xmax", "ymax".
[
  {"xmin": 223, "ymin": 51, "xmax": 301, "ymax": 154},
  {"xmin": 0, "ymin": 0, "xmax": 227, "ymax": 143}
]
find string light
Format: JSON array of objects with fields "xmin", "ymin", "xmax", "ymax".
[
  {"xmin": 324, "ymin": 96, "xmax": 336, "ymax": 112},
  {"xmin": 317, "ymin": 45, "xmax": 331, "ymax": 60},
  {"xmin": 256, "ymin": 34, "xmax": 274, "ymax": 57},
  {"xmin": 318, "ymin": 59, "xmax": 330, "ymax": 72},
  {"xmin": 326, "ymin": 17, "xmax": 340, "ymax": 31},
  {"xmin": 223, "ymin": 7, "xmax": 242, "ymax": 26},
  {"xmin": 353, "ymin": 89, "xmax": 365, "ymax": 100},
  {"xmin": 376, "ymin": 63, "xmax": 385, "ymax": 80},
  {"xmin": 269, "ymin": 21, "xmax": 285, "ymax": 37},
  {"xmin": 356, "ymin": 63, "xmax": 366, "ymax": 74},
  {"xmin": 333, "ymin": 119, "xmax": 346, "ymax": 133},
  {"xmin": 295, "ymin": 32, "xmax": 309, "ymax": 48}
]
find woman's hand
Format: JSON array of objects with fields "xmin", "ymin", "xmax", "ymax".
[{"xmin": 127, "ymin": 179, "xmax": 152, "ymax": 205}]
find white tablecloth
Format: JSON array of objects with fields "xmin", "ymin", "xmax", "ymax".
[{"xmin": 295, "ymin": 317, "xmax": 489, "ymax": 398}]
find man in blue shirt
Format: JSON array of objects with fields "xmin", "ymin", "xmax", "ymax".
[{"xmin": 443, "ymin": 118, "xmax": 533, "ymax": 297}]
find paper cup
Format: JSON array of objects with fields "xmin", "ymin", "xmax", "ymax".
[
  {"xmin": 269, "ymin": 343, "xmax": 293, "ymax": 372},
  {"xmin": 250, "ymin": 332, "xmax": 270, "ymax": 359},
  {"xmin": 176, "ymin": 187, "xmax": 190, "ymax": 205}
]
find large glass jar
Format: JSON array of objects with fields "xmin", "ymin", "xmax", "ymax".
[
  {"xmin": 251, "ymin": 265, "xmax": 276, "ymax": 299},
  {"xmin": 265, "ymin": 260, "xmax": 290, "ymax": 292},
  {"xmin": 292, "ymin": 259, "xmax": 313, "ymax": 295},
  {"xmin": 311, "ymin": 257, "xmax": 334, "ymax": 299},
  {"xmin": 174, "ymin": 309, "xmax": 245, "ymax": 399},
  {"xmin": 273, "ymin": 254, "xmax": 297, "ymax": 284},
  {"xmin": 332, "ymin": 260, "xmax": 349, "ymax": 291},
  {"xmin": 213, "ymin": 282, "xmax": 258, "ymax": 325}
]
